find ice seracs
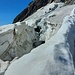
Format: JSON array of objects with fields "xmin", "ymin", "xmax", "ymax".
[
  {"xmin": 0, "ymin": 22, "xmax": 36, "ymax": 61},
  {"xmin": 25, "ymin": 2, "xmax": 75, "ymax": 42},
  {"xmin": 0, "ymin": 2, "xmax": 74, "ymax": 61},
  {"xmin": 4, "ymin": 8, "xmax": 75, "ymax": 75},
  {"xmin": 0, "ymin": 2, "xmax": 75, "ymax": 75}
]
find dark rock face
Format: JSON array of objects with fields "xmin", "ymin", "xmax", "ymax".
[
  {"xmin": 13, "ymin": 0, "xmax": 74, "ymax": 23},
  {"xmin": 13, "ymin": 0, "xmax": 55, "ymax": 23}
]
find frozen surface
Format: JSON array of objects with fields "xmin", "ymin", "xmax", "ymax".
[
  {"xmin": 25, "ymin": 2, "xmax": 75, "ymax": 41},
  {"xmin": 4, "ymin": 8, "xmax": 75, "ymax": 75},
  {"xmin": 0, "ymin": 22, "xmax": 36, "ymax": 61},
  {"xmin": 0, "ymin": 2, "xmax": 74, "ymax": 75}
]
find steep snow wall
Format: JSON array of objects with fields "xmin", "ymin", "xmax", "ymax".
[{"xmin": 4, "ymin": 8, "xmax": 75, "ymax": 75}]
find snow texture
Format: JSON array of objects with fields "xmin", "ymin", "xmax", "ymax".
[
  {"xmin": 25, "ymin": 2, "xmax": 75, "ymax": 41},
  {"xmin": 0, "ymin": 2, "xmax": 74, "ymax": 75},
  {"xmin": 4, "ymin": 8, "xmax": 75, "ymax": 75},
  {"xmin": 0, "ymin": 22, "xmax": 36, "ymax": 61}
]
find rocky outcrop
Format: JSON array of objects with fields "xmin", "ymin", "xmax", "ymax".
[
  {"xmin": 13, "ymin": 0, "xmax": 75, "ymax": 23},
  {"xmin": 13, "ymin": 0, "xmax": 52, "ymax": 23},
  {"xmin": 12, "ymin": 0, "xmax": 59, "ymax": 23}
]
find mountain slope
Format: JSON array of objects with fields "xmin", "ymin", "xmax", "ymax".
[
  {"xmin": 0, "ymin": 1, "xmax": 75, "ymax": 75},
  {"xmin": 13, "ymin": 0, "xmax": 75, "ymax": 23},
  {"xmin": 24, "ymin": 2, "xmax": 75, "ymax": 41},
  {"xmin": 4, "ymin": 8, "xmax": 75, "ymax": 75}
]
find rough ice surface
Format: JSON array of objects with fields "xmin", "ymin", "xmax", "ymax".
[
  {"xmin": 25, "ymin": 2, "xmax": 75, "ymax": 41},
  {"xmin": 4, "ymin": 8, "xmax": 75, "ymax": 75},
  {"xmin": 0, "ymin": 22, "xmax": 36, "ymax": 61},
  {"xmin": 0, "ymin": 59, "xmax": 9, "ymax": 75},
  {"xmin": 0, "ymin": 2, "xmax": 75, "ymax": 75}
]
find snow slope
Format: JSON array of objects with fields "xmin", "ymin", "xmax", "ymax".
[
  {"xmin": 0, "ymin": 2, "xmax": 74, "ymax": 61},
  {"xmin": 4, "ymin": 8, "xmax": 75, "ymax": 75},
  {"xmin": 25, "ymin": 2, "xmax": 75, "ymax": 41},
  {"xmin": 0, "ymin": 2, "xmax": 74, "ymax": 75}
]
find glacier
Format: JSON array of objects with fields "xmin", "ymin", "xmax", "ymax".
[
  {"xmin": 4, "ymin": 7, "xmax": 75, "ymax": 75},
  {"xmin": 0, "ymin": 2, "xmax": 75, "ymax": 75}
]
